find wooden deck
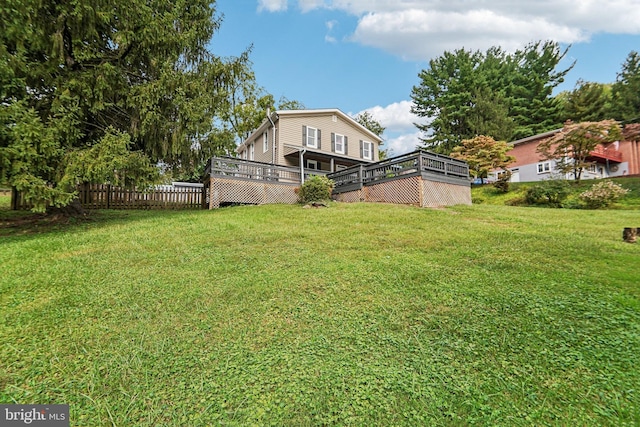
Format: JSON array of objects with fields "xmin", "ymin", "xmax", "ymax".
[{"xmin": 204, "ymin": 151, "xmax": 471, "ymax": 208}]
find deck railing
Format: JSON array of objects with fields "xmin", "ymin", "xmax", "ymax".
[
  {"xmin": 206, "ymin": 150, "xmax": 469, "ymax": 193},
  {"xmin": 328, "ymin": 150, "xmax": 469, "ymax": 193},
  {"xmin": 206, "ymin": 157, "xmax": 303, "ymax": 184}
]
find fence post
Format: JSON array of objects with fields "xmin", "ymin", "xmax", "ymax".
[
  {"xmin": 107, "ymin": 184, "xmax": 111, "ymax": 209},
  {"xmin": 11, "ymin": 187, "xmax": 18, "ymax": 210}
]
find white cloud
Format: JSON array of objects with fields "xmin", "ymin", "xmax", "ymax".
[
  {"xmin": 257, "ymin": 0, "xmax": 287, "ymax": 12},
  {"xmin": 352, "ymin": 9, "xmax": 586, "ymax": 60},
  {"xmin": 354, "ymin": 100, "xmax": 429, "ymax": 156},
  {"xmin": 272, "ymin": 1, "xmax": 640, "ymax": 60},
  {"xmin": 325, "ymin": 20, "xmax": 338, "ymax": 43},
  {"xmin": 384, "ymin": 132, "xmax": 423, "ymax": 156},
  {"xmin": 357, "ymin": 100, "xmax": 423, "ymax": 133}
]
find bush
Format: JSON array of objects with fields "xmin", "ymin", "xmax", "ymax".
[
  {"xmin": 579, "ymin": 181, "xmax": 629, "ymax": 209},
  {"xmin": 493, "ymin": 171, "xmax": 511, "ymax": 193},
  {"xmin": 298, "ymin": 175, "xmax": 335, "ymax": 204},
  {"xmin": 524, "ymin": 179, "xmax": 571, "ymax": 207}
]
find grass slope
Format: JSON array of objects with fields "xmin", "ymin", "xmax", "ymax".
[
  {"xmin": 1, "ymin": 203, "xmax": 639, "ymax": 425},
  {"xmin": 472, "ymin": 176, "xmax": 640, "ymax": 209}
]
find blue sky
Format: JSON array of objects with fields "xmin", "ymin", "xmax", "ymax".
[{"xmin": 211, "ymin": 0, "xmax": 640, "ymax": 155}]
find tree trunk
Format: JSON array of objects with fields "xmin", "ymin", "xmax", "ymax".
[
  {"xmin": 46, "ymin": 197, "xmax": 87, "ymax": 217},
  {"xmin": 623, "ymin": 227, "xmax": 637, "ymax": 243}
]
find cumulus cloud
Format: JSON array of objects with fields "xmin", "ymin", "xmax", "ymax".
[
  {"xmin": 357, "ymin": 100, "xmax": 423, "ymax": 133},
  {"xmin": 257, "ymin": 0, "xmax": 287, "ymax": 12},
  {"xmin": 273, "ymin": 0, "xmax": 640, "ymax": 60},
  {"xmin": 354, "ymin": 101, "xmax": 429, "ymax": 156}
]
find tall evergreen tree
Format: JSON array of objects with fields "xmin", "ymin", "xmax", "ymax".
[
  {"xmin": 558, "ymin": 80, "xmax": 612, "ymax": 123},
  {"xmin": 611, "ymin": 51, "xmax": 640, "ymax": 122},
  {"xmin": 411, "ymin": 41, "xmax": 572, "ymax": 153},
  {"xmin": 0, "ymin": 0, "xmax": 247, "ymax": 211},
  {"xmin": 508, "ymin": 41, "xmax": 572, "ymax": 139}
]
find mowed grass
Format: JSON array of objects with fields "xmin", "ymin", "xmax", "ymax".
[{"xmin": 1, "ymin": 203, "xmax": 639, "ymax": 426}]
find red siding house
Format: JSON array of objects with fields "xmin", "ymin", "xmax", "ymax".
[{"xmin": 493, "ymin": 128, "xmax": 640, "ymax": 182}]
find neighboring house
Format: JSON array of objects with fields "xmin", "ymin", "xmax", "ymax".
[
  {"xmin": 236, "ymin": 109, "xmax": 383, "ymax": 176},
  {"xmin": 491, "ymin": 129, "xmax": 640, "ymax": 182}
]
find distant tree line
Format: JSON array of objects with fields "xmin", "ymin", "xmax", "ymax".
[{"xmin": 411, "ymin": 42, "xmax": 640, "ymax": 155}]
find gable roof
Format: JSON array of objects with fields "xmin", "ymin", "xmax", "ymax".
[
  {"xmin": 274, "ymin": 109, "xmax": 383, "ymax": 143},
  {"xmin": 509, "ymin": 129, "xmax": 562, "ymax": 147},
  {"xmin": 238, "ymin": 108, "xmax": 383, "ymax": 152}
]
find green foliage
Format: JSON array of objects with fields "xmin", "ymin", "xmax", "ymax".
[
  {"xmin": 524, "ymin": 179, "xmax": 572, "ymax": 207},
  {"xmin": 354, "ymin": 111, "xmax": 388, "ymax": 158},
  {"xmin": 0, "ymin": 0, "xmax": 246, "ymax": 210},
  {"xmin": 611, "ymin": 51, "xmax": 640, "ymax": 121},
  {"xmin": 298, "ymin": 175, "xmax": 334, "ymax": 204},
  {"xmin": 450, "ymin": 135, "xmax": 514, "ymax": 180},
  {"xmin": 411, "ymin": 41, "xmax": 572, "ymax": 153},
  {"xmin": 493, "ymin": 172, "xmax": 511, "ymax": 193},
  {"xmin": 354, "ymin": 111, "xmax": 385, "ymax": 137},
  {"xmin": 558, "ymin": 80, "xmax": 613, "ymax": 123},
  {"xmin": 473, "ymin": 177, "xmax": 640, "ymax": 209},
  {"xmin": 579, "ymin": 180, "xmax": 630, "ymax": 209},
  {"xmin": 538, "ymin": 120, "xmax": 622, "ymax": 183}
]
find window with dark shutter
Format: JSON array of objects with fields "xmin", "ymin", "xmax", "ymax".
[
  {"xmin": 344, "ymin": 136, "xmax": 348, "ymax": 155},
  {"xmin": 302, "ymin": 126, "xmax": 307, "ymax": 147},
  {"xmin": 331, "ymin": 133, "xmax": 336, "ymax": 152}
]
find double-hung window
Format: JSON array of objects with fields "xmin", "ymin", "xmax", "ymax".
[
  {"xmin": 249, "ymin": 143, "xmax": 255, "ymax": 161},
  {"xmin": 333, "ymin": 133, "xmax": 345, "ymax": 154},
  {"xmin": 361, "ymin": 140, "xmax": 373, "ymax": 160},
  {"xmin": 306, "ymin": 126, "xmax": 318, "ymax": 148},
  {"xmin": 263, "ymin": 131, "xmax": 268, "ymax": 153}
]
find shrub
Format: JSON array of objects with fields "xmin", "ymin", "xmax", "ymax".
[
  {"xmin": 299, "ymin": 175, "xmax": 335, "ymax": 204},
  {"xmin": 493, "ymin": 174, "xmax": 511, "ymax": 193},
  {"xmin": 579, "ymin": 181, "xmax": 629, "ymax": 209},
  {"xmin": 524, "ymin": 179, "xmax": 571, "ymax": 207}
]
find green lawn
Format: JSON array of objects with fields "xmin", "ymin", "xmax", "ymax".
[
  {"xmin": 1, "ymin": 203, "xmax": 639, "ymax": 425},
  {"xmin": 472, "ymin": 176, "xmax": 640, "ymax": 209}
]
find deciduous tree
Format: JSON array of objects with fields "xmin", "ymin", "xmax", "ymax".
[
  {"xmin": 537, "ymin": 120, "xmax": 622, "ymax": 183},
  {"xmin": 450, "ymin": 135, "xmax": 514, "ymax": 180}
]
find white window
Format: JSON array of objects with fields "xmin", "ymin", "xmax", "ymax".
[
  {"xmin": 241, "ymin": 149, "xmax": 247, "ymax": 160},
  {"xmin": 362, "ymin": 140, "xmax": 373, "ymax": 160},
  {"xmin": 307, "ymin": 159, "xmax": 318, "ymax": 170},
  {"xmin": 306, "ymin": 126, "xmax": 318, "ymax": 148},
  {"xmin": 263, "ymin": 131, "xmax": 268, "ymax": 153},
  {"xmin": 537, "ymin": 162, "xmax": 551, "ymax": 174},
  {"xmin": 335, "ymin": 134, "xmax": 345, "ymax": 154},
  {"xmin": 249, "ymin": 143, "xmax": 254, "ymax": 161}
]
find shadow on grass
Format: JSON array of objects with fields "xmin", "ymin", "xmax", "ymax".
[{"xmin": 0, "ymin": 207, "xmax": 211, "ymax": 238}]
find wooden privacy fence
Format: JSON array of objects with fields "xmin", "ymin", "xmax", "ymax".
[{"xmin": 12, "ymin": 183, "xmax": 204, "ymax": 210}]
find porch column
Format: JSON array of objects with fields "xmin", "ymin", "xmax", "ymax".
[
  {"xmin": 299, "ymin": 150, "xmax": 305, "ymax": 184},
  {"xmin": 330, "ymin": 158, "xmax": 335, "ymax": 172}
]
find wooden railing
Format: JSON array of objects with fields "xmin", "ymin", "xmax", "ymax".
[
  {"xmin": 205, "ymin": 151, "xmax": 469, "ymax": 194},
  {"xmin": 328, "ymin": 150, "xmax": 469, "ymax": 193},
  {"xmin": 589, "ymin": 146, "xmax": 623, "ymax": 162},
  {"xmin": 206, "ymin": 157, "xmax": 303, "ymax": 184},
  {"xmin": 12, "ymin": 183, "xmax": 204, "ymax": 210}
]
